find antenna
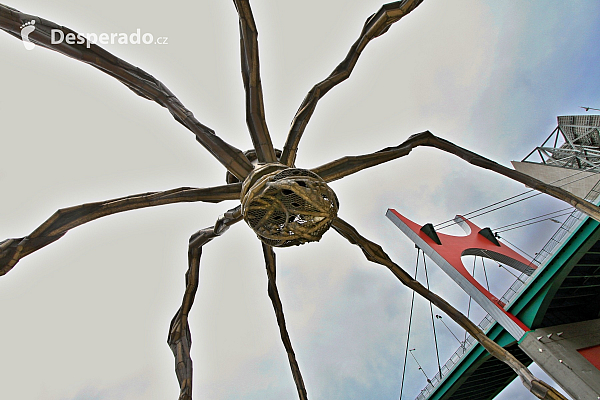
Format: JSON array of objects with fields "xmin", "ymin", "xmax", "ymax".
[
  {"xmin": 409, "ymin": 348, "xmax": 432, "ymax": 384},
  {"xmin": 436, "ymin": 315, "xmax": 466, "ymax": 351}
]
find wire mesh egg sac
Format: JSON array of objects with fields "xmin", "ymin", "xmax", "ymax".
[{"xmin": 241, "ymin": 168, "xmax": 339, "ymax": 247}]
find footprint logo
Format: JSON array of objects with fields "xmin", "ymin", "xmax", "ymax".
[{"xmin": 20, "ymin": 20, "xmax": 36, "ymax": 50}]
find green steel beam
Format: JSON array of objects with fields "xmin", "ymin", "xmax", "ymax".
[
  {"xmin": 508, "ymin": 217, "xmax": 600, "ymax": 328},
  {"xmin": 427, "ymin": 324, "xmax": 517, "ymax": 400}
]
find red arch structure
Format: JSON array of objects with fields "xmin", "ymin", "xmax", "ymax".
[{"xmin": 387, "ymin": 209, "xmax": 533, "ymax": 340}]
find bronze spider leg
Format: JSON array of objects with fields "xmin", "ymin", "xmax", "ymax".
[
  {"xmin": 331, "ymin": 217, "xmax": 567, "ymax": 400},
  {"xmin": 0, "ymin": 183, "xmax": 242, "ymax": 276},
  {"xmin": 168, "ymin": 206, "xmax": 243, "ymax": 400},
  {"xmin": 0, "ymin": 4, "xmax": 253, "ymax": 180},
  {"xmin": 280, "ymin": 0, "xmax": 424, "ymax": 167},
  {"xmin": 313, "ymin": 131, "xmax": 600, "ymax": 222},
  {"xmin": 262, "ymin": 243, "xmax": 308, "ymax": 400},
  {"xmin": 233, "ymin": 0, "xmax": 278, "ymax": 163}
]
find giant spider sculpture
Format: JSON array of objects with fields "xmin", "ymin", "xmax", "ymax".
[{"xmin": 0, "ymin": 1, "xmax": 595, "ymax": 399}]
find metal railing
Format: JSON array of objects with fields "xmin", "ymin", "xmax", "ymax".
[{"xmin": 414, "ymin": 313, "xmax": 495, "ymax": 399}]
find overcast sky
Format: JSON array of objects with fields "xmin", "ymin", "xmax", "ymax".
[{"xmin": 1, "ymin": 1, "xmax": 599, "ymax": 399}]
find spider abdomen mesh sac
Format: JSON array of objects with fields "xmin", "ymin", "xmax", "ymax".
[{"xmin": 242, "ymin": 169, "xmax": 339, "ymax": 247}]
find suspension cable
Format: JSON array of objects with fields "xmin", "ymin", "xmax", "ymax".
[
  {"xmin": 481, "ymin": 257, "xmax": 490, "ymax": 292},
  {"xmin": 435, "ymin": 191, "xmax": 539, "ymax": 230},
  {"xmin": 435, "ymin": 314, "xmax": 466, "ymax": 351},
  {"xmin": 495, "ymin": 210, "xmax": 572, "ymax": 233},
  {"xmin": 434, "ymin": 167, "xmax": 594, "ymax": 230},
  {"xmin": 432, "ymin": 187, "xmax": 545, "ymax": 229},
  {"xmin": 497, "ymin": 262, "xmax": 528, "ymax": 283},
  {"xmin": 496, "ymin": 235, "xmax": 536, "ymax": 260},
  {"xmin": 409, "ymin": 349, "xmax": 432, "ymax": 384},
  {"xmin": 485, "ymin": 238, "xmax": 530, "ymax": 283},
  {"xmin": 433, "ymin": 188, "xmax": 534, "ymax": 228},
  {"xmin": 464, "ymin": 257, "xmax": 476, "ymax": 342},
  {"xmin": 422, "ymin": 252, "xmax": 442, "ymax": 379},
  {"xmin": 492, "ymin": 207, "xmax": 572, "ymax": 231},
  {"xmin": 438, "ymin": 192, "xmax": 544, "ymax": 230},
  {"xmin": 399, "ymin": 248, "xmax": 420, "ymax": 399}
]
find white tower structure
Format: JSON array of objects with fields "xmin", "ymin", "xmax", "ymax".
[{"xmin": 512, "ymin": 115, "xmax": 600, "ymax": 199}]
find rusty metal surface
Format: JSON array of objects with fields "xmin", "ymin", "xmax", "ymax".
[
  {"xmin": 262, "ymin": 243, "xmax": 308, "ymax": 400},
  {"xmin": 234, "ymin": 0, "xmax": 277, "ymax": 163},
  {"xmin": 0, "ymin": 183, "xmax": 241, "ymax": 276},
  {"xmin": 168, "ymin": 207, "xmax": 243, "ymax": 400},
  {"xmin": 313, "ymin": 131, "xmax": 600, "ymax": 222},
  {"xmin": 242, "ymin": 167, "xmax": 339, "ymax": 247},
  {"xmin": 280, "ymin": 0, "xmax": 424, "ymax": 167}
]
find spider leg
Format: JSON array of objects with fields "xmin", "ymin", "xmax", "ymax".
[
  {"xmin": 0, "ymin": 5, "xmax": 253, "ymax": 180},
  {"xmin": 262, "ymin": 243, "xmax": 308, "ymax": 400},
  {"xmin": 0, "ymin": 183, "xmax": 241, "ymax": 276},
  {"xmin": 233, "ymin": 0, "xmax": 278, "ymax": 163},
  {"xmin": 331, "ymin": 217, "xmax": 567, "ymax": 400},
  {"xmin": 280, "ymin": 0, "xmax": 424, "ymax": 167},
  {"xmin": 312, "ymin": 130, "xmax": 600, "ymax": 223},
  {"xmin": 168, "ymin": 206, "xmax": 243, "ymax": 400}
]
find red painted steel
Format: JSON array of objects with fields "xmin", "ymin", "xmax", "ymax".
[
  {"xmin": 388, "ymin": 209, "xmax": 532, "ymax": 332},
  {"xmin": 578, "ymin": 344, "xmax": 600, "ymax": 371}
]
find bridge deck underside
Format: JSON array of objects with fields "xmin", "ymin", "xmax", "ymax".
[
  {"xmin": 444, "ymin": 344, "xmax": 531, "ymax": 400},
  {"xmin": 541, "ymin": 241, "xmax": 600, "ymax": 327}
]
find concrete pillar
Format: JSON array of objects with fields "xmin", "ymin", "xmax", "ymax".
[
  {"xmin": 511, "ymin": 161, "xmax": 600, "ymax": 199},
  {"xmin": 519, "ymin": 318, "xmax": 600, "ymax": 400}
]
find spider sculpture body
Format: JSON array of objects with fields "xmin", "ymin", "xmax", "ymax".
[{"xmin": 0, "ymin": 1, "xmax": 596, "ymax": 399}]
